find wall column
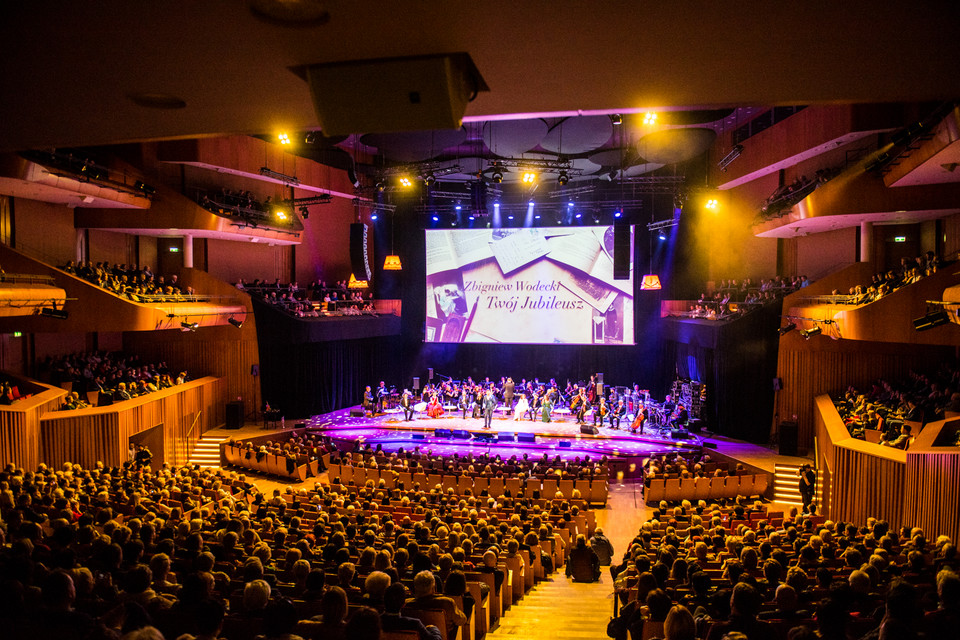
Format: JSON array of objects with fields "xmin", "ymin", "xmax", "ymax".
[
  {"xmin": 76, "ymin": 228, "xmax": 86, "ymax": 262},
  {"xmin": 183, "ymin": 234, "xmax": 194, "ymax": 268},
  {"xmin": 859, "ymin": 221, "xmax": 873, "ymax": 263}
]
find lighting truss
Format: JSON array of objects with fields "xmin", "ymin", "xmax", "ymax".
[
  {"xmin": 647, "ymin": 218, "xmax": 679, "ymax": 232},
  {"xmin": 381, "ymin": 161, "xmax": 462, "ymax": 181},
  {"xmin": 258, "ymin": 167, "xmax": 300, "ymax": 186},
  {"xmin": 283, "ymin": 194, "xmax": 332, "ymax": 207}
]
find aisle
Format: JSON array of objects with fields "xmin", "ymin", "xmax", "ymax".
[{"xmin": 487, "ymin": 483, "xmax": 648, "ymax": 640}]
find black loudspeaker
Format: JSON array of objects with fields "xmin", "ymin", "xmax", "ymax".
[
  {"xmin": 517, "ymin": 432, "xmax": 537, "ymax": 443},
  {"xmin": 412, "ymin": 433, "xmax": 426, "ymax": 440},
  {"xmin": 559, "ymin": 440, "xmax": 572, "ymax": 448},
  {"xmin": 671, "ymin": 429, "xmax": 693, "ymax": 440},
  {"xmin": 350, "ymin": 407, "xmax": 365, "ymax": 417},
  {"xmin": 303, "ymin": 53, "xmax": 488, "ymax": 135},
  {"xmin": 452, "ymin": 429, "xmax": 470, "ymax": 439},
  {"xmin": 688, "ymin": 418, "xmax": 703, "ymax": 434},
  {"xmin": 498, "ymin": 432, "xmax": 514, "ymax": 442},
  {"xmin": 428, "ymin": 368, "xmax": 434, "ymax": 380},
  {"xmin": 349, "ymin": 223, "xmax": 369, "ymax": 280},
  {"xmin": 779, "ymin": 421, "xmax": 799, "ymax": 456},
  {"xmin": 613, "ymin": 222, "xmax": 630, "ymax": 280},
  {"xmin": 413, "ymin": 377, "xmax": 420, "ymax": 390},
  {"xmin": 225, "ymin": 401, "xmax": 244, "ymax": 429},
  {"xmin": 580, "ymin": 424, "xmax": 600, "ymax": 435},
  {"xmin": 702, "ymin": 442, "xmax": 719, "ymax": 449},
  {"xmin": 434, "ymin": 428, "xmax": 452, "ymax": 438}
]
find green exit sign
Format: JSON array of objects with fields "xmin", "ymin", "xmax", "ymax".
[
  {"xmin": 169, "ymin": 246, "xmax": 180, "ymax": 252},
  {"xmin": 13, "ymin": 331, "xmax": 22, "ymax": 337},
  {"xmin": 894, "ymin": 236, "xmax": 907, "ymax": 243}
]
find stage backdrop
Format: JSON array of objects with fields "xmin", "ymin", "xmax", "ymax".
[{"xmin": 424, "ymin": 226, "xmax": 634, "ymax": 344}]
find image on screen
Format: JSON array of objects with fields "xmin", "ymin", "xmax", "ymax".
[{"xmin": 425, "ymin": 226, "xmax": 634, "ymax": 344}]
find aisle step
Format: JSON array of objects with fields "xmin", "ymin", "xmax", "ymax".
[
  {"xmin": 773, "ymin": 463, "xmax": 821, "ymax": 507},
  {"xmin": 187, "ymin": 436, "xmax": 223, "ymax": 468}
]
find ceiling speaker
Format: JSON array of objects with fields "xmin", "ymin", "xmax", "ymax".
[{"xmin": 301, "ymin": 53, "xmax": 488, "ymax": 135}]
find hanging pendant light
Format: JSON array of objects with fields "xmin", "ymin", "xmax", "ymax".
[
  {"xmin": 640, "ymin": 274, "xmax": 662, "ymax": 290},
  {"xmin": 383, "ymin": 254, "xmax": 402, "ymax": 270}
]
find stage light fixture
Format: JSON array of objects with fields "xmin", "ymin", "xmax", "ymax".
[
  {"xmin": 371, "ymin": 213, "xmax": 378, "ymax": 221},
  {"xmin": 778, "ymin": 322, "xmax": 797, "ymax": 335},
  {"xmin": 614, "ymin": 209, "xmax": 622, "ymax": 218},
  {"xmin": 643, "ymin": 112, "xmax": 658, "ymax": 126},
  {"xmin": 455, "ymin": 203, "xmax": 462, "ymax": 210},
  {"xmin": 40, "ymin": 307, "xmax": 68, "ymax": 319},
  {"xmin": 611, "ymin": 114, "xmax": 623, "ymax": 125},
  {"xmin": 424, "ymin": 173, "xmax": 436, "ymax": 187},
  {"xmin": 521, "ymin": 171, "xmax": 537, "ymax": 184},
  {"xmin": 399, "ymin": 176, "xmax": 412, "ymax": 187},
  {"xmin": 228, "ymin": 317, "xmax": 244, "ymax": 329},
  {"xmin": 658, "ymin": 233, "xmax": 666, "ymax": 241},
  {"xmin": 913, "ymin": 309, "xmax": 950, "ymax": 331},
  {"xmin": 557, "ymin": 171, "xmax": 569, "ymax": 185},
  {"xmin": 375, "ymin": 180, "xmax": 385, "ymax": 192},
  {"xmin": 575, "ymin": 213, "xmax": 582, "ymax": 219},
  {"xmin": 180, "ymin": 321, "xmax": 199, "ymax": 331},
  {"xmin": 800, "ymin": 326, "xmax": 822, "ymax": 339},
  {"xmin": 278, "ymin": 132, "xmax": 291, "ymax": 145},
  {"xmin": 274, "ymin": 209, "xmax": 288, "ymax": 220},
  {"xmin": 299, "ymin": 206, "xmax": 309, "ymax": 219},
  {"xmin": 432, "ymin": 215, "xmax": 439, "ymax": 222},
  {"xmin": 705, "ymin": 198, "xmax": 719, "ymax": 210},
  {"xmin": 491, "ymin": 170, "xmax": 503, "ymax": 183}
]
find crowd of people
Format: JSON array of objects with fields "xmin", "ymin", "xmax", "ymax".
[
  {"xmin": 236, "ymin": 279, "xmax": 377, "ymax": 318},
  {"xmin": 59, "ymin": 262, "xmax": 201, "ymax": 302},
  {"xmin": 642, "ymin": 452, "xmax": 751, "ymax": 487},
  {"xmin": 834, "ymin": 361, "xmax": 960, "ymax": 447},
  {"xmin": 40, "ymin": 351, "xmax": 188, "ymax": 410},
  {"xmin": 677, "ymin": 275, "xmax": 809, "ymax": 321},
  {"xmin": 229, "ymin": 433, "xmax": 338, "ymax": 475},
  {"xmin": 0, "ymin": 450, "xmax": 601, "ymax": 640},
  {"xmin": 605, "ymin": 498, "xmax": 959, "ymax": 640},
  {"xmin": 823, "ymin": 252, "xmax": 944, "ymax": 306}
]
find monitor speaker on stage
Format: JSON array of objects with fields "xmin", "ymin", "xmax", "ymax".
[
  {"xmin": 688, "ymin": 418, "xmax": 703, "ymax": 434},
  {"xmin": 613, "ymin": 222, "xmax": 630, "ymax": 280},
  {"xmin": 580, "ymin": 424, "xmax": 599, "ymax": 435},
  {"xmin": 701, "ymin": 441, "xmax": 718, "ymax": 449},
  {"xmin": 412, "ymin": 433, "xmax": 426, "ymax": 440},
  {"xmin": 498, "ymin": 432, "xmax": 514, "ymax": 442},
  {"xmin": 413, "ymin": 377, "xmax": 420, "ymax": 390},
  {"xmin": 434, "ymin": 428, "xmax": 452, "ymax": 438},
  {"xmin": 671, "ymin": 429, "xmax": 693, "ymax": 440},
  {"xmin": 517, "ymin": 432, "xmax": 537, "ymax": 443},
  {"xmin": 559, "ymin": 440, "xmax": 572, "ymax": 448},
  {"xmin": 452, "ymin": 429, "xmax": 470, "ymax": 439},
  {"xmin": 779, "ymin": 421, "xmax": 799, "ymax": 456}
]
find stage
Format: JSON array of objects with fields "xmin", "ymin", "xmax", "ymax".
[{"xmin": 301, "ymin": 405, "xmax": 703, "ymax": 474}]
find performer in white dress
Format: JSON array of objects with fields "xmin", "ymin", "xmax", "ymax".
[{"xmin": 513, "ymin": 393, "xmax": 530, "ymax": 421}]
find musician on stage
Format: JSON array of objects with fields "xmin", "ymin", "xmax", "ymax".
[
  {"xmin": 662, "ymin": 394, "xmax": 676, "ymax": 415},
  {"xmin": 586, "ymin": 374, "xmax": 598, "ymax": 407},
  {"xmin": 458, "ymin": 387, "xmax": 471, "ymax": 419},
  {"xmin": 375, "ymin": 381, "xmax": 389, "ymax": 414},
  {"xmin": 472, "ymin": 385, "xmax": 484, "ymax": 418},
  {"xmin": 609, "ymin": 399, "xmax": 626, "ymax": 429},
  {"xmin": 503, "ymin": 377, "xmax": 515, "ymax": 414},
  {"xmin": 631, "ymin": 406, "xmax": 648, "ymax": 434},
  {"xmin": 530, "ymin": 386, "xmax": 543, "ymax": 422},
  {"xmin": 670, "ymin": 403, "xmax": 689, "ymax": 428},
  {"xmin": 572, "ymin": 388, "xmax": 588, "ymax": 424},
  {"xmin": 400, "ymin": 389, "xmax": 414, "ymax": 421},
  {"xmin": 362, "ymin": 385, "xmax": 374, "ymax": 417},
  {"xmin": 593, "ymin": 397, "xmax": 609, "ymax": 427}
]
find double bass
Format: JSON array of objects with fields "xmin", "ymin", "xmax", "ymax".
[{"xmin": 630, "ymin": 407, "xmax": 648, "ymax": 434}]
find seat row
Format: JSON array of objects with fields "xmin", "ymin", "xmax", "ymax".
[
  {"xmin": 644, "ymin": 473, "xmax": 770, "ymax": 504},
  {"xmin": 223, "ymin": 445, "xmax": 331, "ymax": 481},
  {"xmin": 332, "ymin": 464, "xmax": 609, "ymax": 506}
]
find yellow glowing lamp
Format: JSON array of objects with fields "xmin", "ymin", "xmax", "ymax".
[
  {"xmin": 278, "ymin": 132, "xmax": 291, "ymax": 145},
  {"xmin": 348, "ymin": 274, "xmax": 368, "ymax": 289},
  {"xmin": 521, "ymin": 171, "xmax": 537, "ymax": 184},
  {"xmin": 399, "ymin": 177, "xmax": 412, "ymax": 187},
  {"xmin": 383, "ymin": 254, "xmax": 403, "ymax": 271},
  {"xmin": 643, "ymin": 112, "xmax": 658, "ymax": 126},
  {"xmin": 274, "ymin": 209, "xmax": 288, "ymax": 220},
  {"xmin": 705, "ymin": 198, "xmax": 719, "ymax": 210},
  {"xmin": 640, "ymin": 274, "xmax": 662, "ymax": 290}
]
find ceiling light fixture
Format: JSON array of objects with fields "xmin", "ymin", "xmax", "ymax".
[
  {"xmin": 557, "ymin": 171, "xmax": 569, "ymax": 186},
  {"xmin": 278, "ymin": 132, "xmax": 291, "ymax": 145},
  {"xmin": 643, "ymin": 112, "xmax": 658, "ymax": 126},
  {"xmin": 521, "ymin": 171, "xmax": 537, "ymax": 184}
]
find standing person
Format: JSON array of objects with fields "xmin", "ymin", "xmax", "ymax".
[
  {"xmin": 541, "ymin": 394, "xmax": 554, "ymax": 423},
  {"xmin": 798, "ymin": 464, "xmax": 816, "ymax": 514},
  {"xmin": 589, "ymin": 528, "xmax": 615, "ymax": 567},
  {"xmin": 362, "ymin": 386, "xmax": 374, "ymax": 417},
  {"xmin": 400, "ymin": 389, "xmax": 414, "ymax": 422},
  {"xmin": 503, "ymin": 377, "xmax": 515, "ymax": 415},
  {"xmin": 483, "ymin": 389, "xmax": 496, "ymax": 430},
  {"xmin": 375, "ymin": 381, "xmax": 389, "ymax": 414}
]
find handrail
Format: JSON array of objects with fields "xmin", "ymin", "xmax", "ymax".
[
  {"xmin": 0, "ymin": 273, "xmax": 58, "ymax": 285},
  {"xmin": 185, "ymin": 410, "xmax": 203, "ymax": 440}
]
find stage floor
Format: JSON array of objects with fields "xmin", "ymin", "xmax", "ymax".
[{"xmin": 301, "ymin": 406, "xmax": 701, "ymax": 463}]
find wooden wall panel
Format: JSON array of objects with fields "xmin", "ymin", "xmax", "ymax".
[
  {"xmin": 816, "ymin": 394, "xmax": 960, "ymax": 542},
  {"xmin": 0, "ymin": 384, "xmax": 66, "ymax": 469},
  {"xmin": 39, "ymin": 377, "xmax": 220, "ymax": 468},
  {"xmin": 776, "ymin": 339, "xmax": 951, "ymax": 451}
]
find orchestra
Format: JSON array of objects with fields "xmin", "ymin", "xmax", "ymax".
[{"xmin": 358, "ymin": 374, "xmax": 698, "ymax": 434}]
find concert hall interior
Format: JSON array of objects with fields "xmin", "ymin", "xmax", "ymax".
[{"xmin": 2, "ymin": 4, "xmax": 960, "ymax": 640}]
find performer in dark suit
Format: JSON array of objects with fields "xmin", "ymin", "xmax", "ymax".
[
  {"xmin": 362, "ymin": 385, "xmax": 374, "ymax": 416},
  {"xmin": 609, "ymin": 399, "xmax": 626, "ymax": 429},
  {"xmin": 375, "ymin": 381, "xmax": 389, "ymax": 414},
  {"xmin": 401, "ymin": 389, "xmax": 414, "ymax": 421},
  {"xmin": 670, "ymin": 403, "xmax": 689, "ymax": 427},
  {"xmin": 482, "ymin": 389, "xmax": 497, "ymax": 429},
  {"xmin": 593, "ymin": 397, "xmax": 609, "ymax": 427},
  {"xmin": 503, "ymin": 377, "xmax": 515, "ymax": 414}
]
